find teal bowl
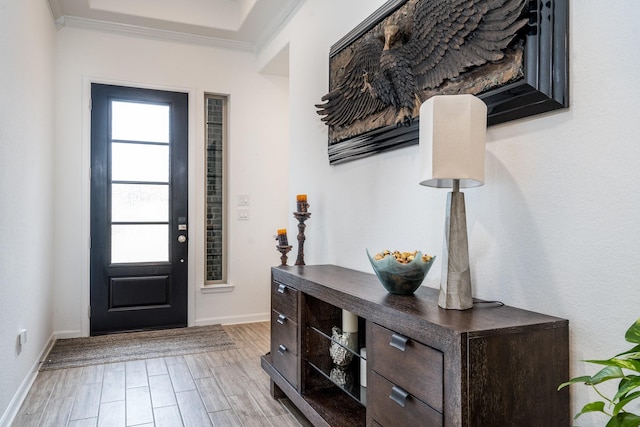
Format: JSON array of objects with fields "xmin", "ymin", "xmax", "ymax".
[{"xmin": 366, "ymin": 249, "xmax": 436, "ymax": 295}]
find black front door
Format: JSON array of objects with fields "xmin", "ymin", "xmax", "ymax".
[{"xmin": 90, "ymin": 84, "xmax": 188, "ymax": 335}]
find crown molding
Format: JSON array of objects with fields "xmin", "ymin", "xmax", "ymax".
[
  {"xmin": 58, "ymin": 16, "xmax": 256, "ymax": 52},
  {"xmin": 48, "ymin": 0, "xmax": 63, "ymax": 19},
  {"xmin": 254, "ymin": 0, "xmax": 305, "ymax": 53},
  {"xmin": 54, "ymin": 0, "xmax": 307, "ymax": 54}
]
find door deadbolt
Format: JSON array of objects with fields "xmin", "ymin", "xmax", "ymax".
[{"xmin": 177, "ymin": 235, "xmax": 187, "ymax": 243}]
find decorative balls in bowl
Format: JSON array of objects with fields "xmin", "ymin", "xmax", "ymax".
[{"xmin": 366, "ymin": 249, "xmax": 436, "ymax": 295}]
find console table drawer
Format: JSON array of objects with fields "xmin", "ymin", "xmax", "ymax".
[
  {"xmin": 368, "ymin": 322, "xmax": 443, "ymax": 412},
  {"xmin": 271, "ymin": 338, "xmax": 299, "ymax": 389},
  {"xmin": 368, "ymin": 370, "xmax": 442, "ymax": 427},
  {"xmin": 271, "ymin": 309, "xmax": 297, "ymax": 354},
  {"xmin": 272, "ymin": 280, "xmax": 298, "ymax": 318}
]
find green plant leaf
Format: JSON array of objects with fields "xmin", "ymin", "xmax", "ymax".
[
  {"xmin": 587, "ymin": 366, "xmax": 626, "ymax": 385},
  {"xmin": 605, "ymin": 412, "xmax": 640, "ymax": 427},
  {"xmin": 575, "ymin": 401, "xmax": 606, "ymax": 419},
  {"xmin": 558, "ymin": 376, "xmax": 592, "ymax": 390},
  {"xmin": 614, "ymin": 376, "xmax": 640, "ymax": 402},
  {"xmin": 625, "ymin": 319, "xmax": 640, "ymax": 345},
  {"xmin": 588, "ymin": 358, "xmax": 640, "ymax": 373},
  {"xmin": 617, "ymin": 352, "xmax": 640, "ymax": 362},
  {"xmin": 563, "ymin": 318, "xmax": 640, "ymax": 425},
  {"xmin": 614, "ymin": 392, "xmax": 640, "ymax": 416},
  {"xmin": 587, "ymin": 358, "xmax": 628, "ymax": 368},
  {"xmin": 617, "ymin": 345, "xmax": 640, "ymax": 358}
]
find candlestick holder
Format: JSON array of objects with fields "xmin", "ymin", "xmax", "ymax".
[
  {"xmin": 293, "ymin": 211, "xmax": 311, "ymax": 265},
  {"xmin": 276, "ymin": 245, "xmax": 293, "ymax": 266}
]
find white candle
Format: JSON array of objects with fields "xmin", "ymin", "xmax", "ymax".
[{"xmin": 342, "ymin": 309, "xmax": 358, "ymax": 333}]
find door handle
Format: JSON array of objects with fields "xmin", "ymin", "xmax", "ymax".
[{"xmin": 177, "ymin": 235, "xmax": 187, "ymax": 243}]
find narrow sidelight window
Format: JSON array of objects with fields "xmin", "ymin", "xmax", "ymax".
[{"xmin": 205, "ymin": 94, "xmax": 227, "ymax": 283}]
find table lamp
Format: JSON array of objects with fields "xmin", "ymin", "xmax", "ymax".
[{"xmin": 418, "ymin": 94, "xmax": 487, "ymax": 310}]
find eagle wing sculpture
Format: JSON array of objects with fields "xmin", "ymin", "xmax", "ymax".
[
  {"xmin": 316, "ymin": 34, "xmax": 388, "ymax": 128},
  {"xmin": 316, "ymin": 0, "xmax": 528, "ymax": 130}
]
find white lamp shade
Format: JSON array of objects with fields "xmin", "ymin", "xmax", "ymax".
[{"xmin": 418, "ymin": 94, "xmax": 487, "ymax": 188}]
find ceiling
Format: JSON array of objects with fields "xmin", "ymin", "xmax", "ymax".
[{"xmin": 48, "ymin": 0, "xmax": 301, "ymax": 72}]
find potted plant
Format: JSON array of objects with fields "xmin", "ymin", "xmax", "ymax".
[{"xmin": 559, "ymin": 318, "xmax": 640, "ymax": 426}]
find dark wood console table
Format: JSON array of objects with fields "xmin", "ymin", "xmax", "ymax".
[{"xmin": 260, "ymin": 265, "xmax": 569, "ymax": 426}]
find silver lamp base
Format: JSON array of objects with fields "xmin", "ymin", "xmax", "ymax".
[{"xmin": 438, "ymin": 189, "xmax": 473, "ymax": 310}]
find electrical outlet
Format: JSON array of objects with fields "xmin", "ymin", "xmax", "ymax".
[{"xmin": 19, "ymin": 329, "xmax": 27, "ymax": 346}]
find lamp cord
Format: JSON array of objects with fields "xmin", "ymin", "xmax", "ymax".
[{"xmin": 473, "ymin": 300, "xmax": 504, "ymax": 307}]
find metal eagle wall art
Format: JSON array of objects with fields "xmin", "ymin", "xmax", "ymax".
[{"xmin": 316, "ymin": 0, "xmax": 559, "ymax": 164}]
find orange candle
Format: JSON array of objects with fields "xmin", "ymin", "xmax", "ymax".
[
  {"xmin": 277, "ymin": 229, "xmax": 288, "ymax": 246},
  {"xmin": 296, "ymin": 194, "xmax": 308, "ymax": 212}
]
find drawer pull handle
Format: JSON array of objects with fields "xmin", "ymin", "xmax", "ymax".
[
  {"xmin": 389, "ymin": 385, "xmax": 410, "ymax": 408},
  {"xmin": 277, "ymin": 284, "xmax": 287, "ymax": 293},
  {"xmin": 276, "ymin": 314, "xmax": 287, "ymax": 324},
  {"xmin": 278, "ymin": 345, "xmax": 287, "ymax": 355},
  {"xmin": 390, "ymin": 333, "xmax": 410, "ymax": 351}
]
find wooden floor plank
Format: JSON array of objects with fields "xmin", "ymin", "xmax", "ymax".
[
  {"xmin": 207, "ymin": 409, "xmax": 242, "ymax": 427},
  {"xmin": 68, "ymin": 418, "xmax": 98, "ymax": 427},
  {"xmin": 98, "ymin": 400, "xmax": 126, "ymax": 427},
  {"xmin": 194, "ymin": 377, "xmax": 231, "ymax": 413},
  {"xmin": 153, "ymin": 405, "xmax": 184, "ymax": 427},
  {"xmin": 202, "ymin": 350, "xmax": 227, "ymax": 369},
  {"xmin": 183, "ymin": 353, "xmax": 212, "ymax": 380},
  {"xmin": 125, "ymin": 386, "xmax": 153, "ymax": 426},
  {"xmin": 163, "ymin": 355, "xmax": 185, "ymax": 366},
  {"xmin": 39, "ymin": 396, "xmax": 74, "ymax": 427},
  {"xmin": 247, "ymin": 379, "xmax": 288, "ymax": 418},
  {"xmin": 104, "ymin": 362, "xmax": 126, "ymax": 373},
  {"xmin": 125, "ymin": 360, "xmax": 148, "ymax": 389},
  {"xmin": 101, "ymin": 369, "xmax": 125, "ymax": 403},
  {"xmin": 175, "ymin": 389, "xmax": 212, "ymax": 427},
  {"xmin": 167, "ymin": 363, "xmax": 196, "ymax": 393},
  {"xmin": 16, "ymin": 370, "xmax": 58, "ymax": 417},
  {"xmin": 80, "ymin": 365, "xmax": 104, "ymax": 384},
  {"xmin": 69, "ymin": 382, "xmax": 102, "ymax": 421},
  {"xmin": 148, "ymin": 374, "xmax": 177, "ymax": 408},
  {"xmin": 145, "ymin": 358, "xmax": 168, "ymax": 377},
  {"xmin": 12, "ymin": 322, "xmax": 307, "ymax": 427},
  {"xmin": 227, "ymin": 393, "xmax": 268, "ymax": 427},
  {"xmin": 209, "ymin": 364, "xmax": 251, "ymax": 397},
  {"xmin": 51, "ymin": 367, "xmax": 83, "ymax": 399},
  {"xmin": 267, "ymin": 413, "xmax": 306, "ymax": 427}
]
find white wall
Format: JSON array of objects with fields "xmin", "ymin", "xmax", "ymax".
[
  {"xmin": 274, "ymin": 0, "xmax": 640, "ymax": 424},
  {"xmin": 3, "ymin": 0, "xmax": 638, "ymax": 424},
  {"xmin": 0, "ymin": 0, "xmax": 57, "ymax": 423},
  {"xmin": 53, "ymin": 26, "xmax": 290, "ymax": 336}
]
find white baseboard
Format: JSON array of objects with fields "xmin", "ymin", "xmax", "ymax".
[
  {"xmin": 194, "ymin": 312, "xmax": 270, "ymax": 326},
  {"xmin": 54, "ymin": 330, "xmax": 84, "ymax": 339},
  {"xmin": 0, "ymin": 333, "xmax": 56, "ymax": 427}
]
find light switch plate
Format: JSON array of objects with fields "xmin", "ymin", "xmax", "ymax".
[{"xmin": 237, "ymin": 194, "xmax": 250, "ymax": 206}]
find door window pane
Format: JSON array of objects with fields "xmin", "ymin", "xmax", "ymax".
[
  {"xmin": 112, "ymin": 101, "xmax": 169, "ymax": 143},
  {"xmin": 111, "ymin": 224, "xmax": 169, "ymax": 263},
  {"xmin": 112, "ymin": 143, "xmax": 169, "ymax": 182},
  {"xmin": 112, "ymin": 183, "xmax": 168, "ymax": 222}
]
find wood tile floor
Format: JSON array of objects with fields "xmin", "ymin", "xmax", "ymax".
[{"xmin": 12, "ymin": 322, "xmax": 311, "ymax": 427}]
